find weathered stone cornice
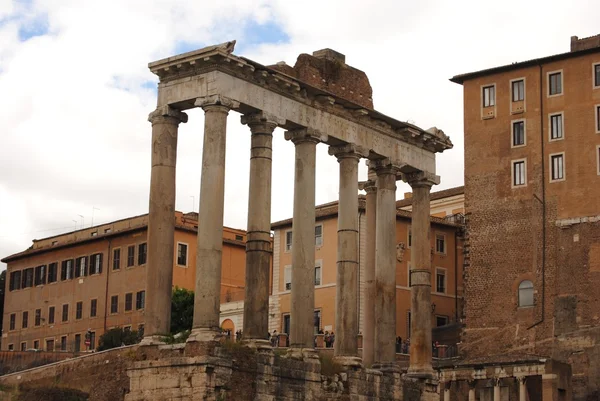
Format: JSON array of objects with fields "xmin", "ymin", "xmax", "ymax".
[
  {"xmin": 194, "ymin": 95, "xmax": 240, "ymax": 111},
  {"xmin": 404, "ymin": 171, "xmax": 440, "ymax": 187},
  {"xmin": 328, "ymin": 144, "xmax": 369, "ymax": 160},
  {"xmin": 148, "ymin": 105, "xmax": 188, "ymax": 124},
  {"xmin": 284, "ymin": 128, "xmax": 327, "ymax": 145},
  {"xmin": 148, "ymin": 41, "xmax": 453, "ymax": 154},
  {"xmin": 241, "ymin": 111, "xmax": 285, "ymax": 132}
]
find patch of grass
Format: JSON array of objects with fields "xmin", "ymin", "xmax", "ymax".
[{"xmin": 319, "ymin": 353, "xmax": 343, "ymax": 377}]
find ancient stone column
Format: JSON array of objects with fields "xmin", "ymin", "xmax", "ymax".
[
  {"xmin": 406, "ymin": 171, "xmax": 439, "ymax": 378},
  {"xmin": 359, "ymin": 168, "xmax": 377, "ymax": 367},
  {"xmin": 372, "ymin": 159, "xmax": 400, "ymax": 369},
  {"xmin": 468, "ymin": 387, "xmax": 476, "ymax": 401},
  {"xmin": 329, "ymin": 144, "xmax": 366, "ymax": 365},
  {"xmin": 241, "ymin": 112, "xmax": 283, "ymax": 344},
  {"xmin": 189, "ymin": 95, "xmax": 239, "ymax": 342},
  {"xmin": 284, "ymin": 128, "xmax": 325, "ymax": 353},
  {"xmin": 494, "ymin": 379, "xmax": 501, "ymax": 401},
  {"xmin": 518, "ymin": 377, "xmax": 527, "ymax": 401},
  {"xmin": 142, "ymin": 105, "xmax": 187, "ymax": 344}
]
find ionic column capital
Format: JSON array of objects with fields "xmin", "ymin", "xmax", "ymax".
[
  {"xmin": 241, "ymin": 111, "xmax": 285, "ymax": 134},
  {"xmin": 371, "ymin": 158, "xmax": 403, "ymax": 176},
  {"xmin": 284, "ymin": 128, "xmax": 327, "ymax": 145},
  {"xmin": 404, "ymin": 171, "xmax": 440, "ymax": 188},
  {"xmin": 359, "ymin": 179, "xmax": 377, "ymax": 194},
  {"xmin": 195, "ymin": 95, "xmax": 240, "ymax": 112},
  {"xmin": 328, "ymin": 143, "xmax": 369, "ymax": 161},
  {"xmin": 148, "ymin": 105, "xmax": 188, "ymax": 125}
]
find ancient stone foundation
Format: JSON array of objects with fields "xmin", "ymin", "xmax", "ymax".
[{"xmin": 125, "ymin": 342, "xmax": 438, "ymax": 401}]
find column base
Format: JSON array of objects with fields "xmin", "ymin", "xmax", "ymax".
[
  {"xmin": 242, "ymin": 339, "xmax": 273, "ymax": 353},
  {"xmin": 332, "ymin": 355, "xmax": 363, "ymax": 369},
  {"xmin": 372, "ymin": 362, "xmax": 401, "ymax": 373},
  {"xmin": 187, "ymin": 328, "xmax": 223, "ymax": 343},
  {"xmin": 406, "ymin": 367, "xmax": 436, "ymax": 380},
  {"xmin": 139, "ymin": 335, "xmax": 166, "ymax": 346}
]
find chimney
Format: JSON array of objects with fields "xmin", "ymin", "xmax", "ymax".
[{"xmin": 312, "ymin": 48, "xmax": 346, "ymax": 64}]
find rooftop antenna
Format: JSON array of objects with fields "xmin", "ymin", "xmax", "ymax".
[
  {"xmin": 77, "ymin": 215, "xmax": 84, "ymax": 229},
  {"xmin": 91, "ymin": 207, "xmax": 100, "ymax": 227},
  {"xmin": 72, "ymin": 220, "xmax": 78, "ymax": 230}
]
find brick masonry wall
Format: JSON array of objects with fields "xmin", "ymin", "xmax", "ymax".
[{"xmin": 461, "ymin": 49, "xmax": 600, "ymax": 400}]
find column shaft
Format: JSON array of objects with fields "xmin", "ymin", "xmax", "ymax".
[
  {"xmin": 361, "ymin": 178, "xmax": 377, "ymax": 366},
  {"xmin": 373, "ymin": 165, "xmax": 398, "ymax": 366},
  {"xmin": 330, "ymin": 147, "xmax": 361, "ymax": 360},
  {"xmin": 286, "ymin": 129, "xmax": 320, "ymax": 349},
  {"xmin": 494, "ymin": 382, "xmax": 501, "ymax": 401},
  {"xmin": 519, "ymin": 378, "xmax": 527, "ymax": 401},
  {"xmin": 407, "ymin": 172, "xmax": 437, "ymax": 377},
  {"xmin": 192, "ymin": 101, "xmax": 232, "ymax": 336},
  {"xmin": 242, "ymin": 113, "xmax": 279, "ymax": 340},
  {"xmin": 468, "ymin": 388, "xmax": 476, "ymax": 401},
  {"xmin": 144, "ymin": 106, "xmax": 187, "ymax": 342}
]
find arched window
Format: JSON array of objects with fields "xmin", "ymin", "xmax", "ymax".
[{"xmin": 518, "ymin": 280, "xmax": 534, "ymax": 307}]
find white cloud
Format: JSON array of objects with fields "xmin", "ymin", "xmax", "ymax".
[{"xmin": 1, "ymin": 0, "xmax": 599, "ymax": 269}]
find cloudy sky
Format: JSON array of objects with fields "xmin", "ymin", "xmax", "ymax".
[{"xmin": 1, "ymin": 0, "xmax": 598, "ymax": 269}]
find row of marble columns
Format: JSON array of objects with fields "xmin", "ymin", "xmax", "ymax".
[{"xmin": 143, "ymin": 96, "xmax": 437, "ymax": 376}]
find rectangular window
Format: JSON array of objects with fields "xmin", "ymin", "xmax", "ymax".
[
  {"xmin": 9, "ymin": 270, "xmax": 21, "ymax": 291},
  {"xmin": 177, "ymin": 243, "xmax": 188, "ymax": 266},
  {"xmin": 408, "ymin": 227, "xmax": 412, "ymax": 248},
  {"xmin": 90, "ymin": 253, "xmax": 102, "ymax": 275},
  {"xmin": 21, "ymin": 268, "xmax": 34, "ymax": 288},
  {"xmin": 9, "ymin": 313, "xmax": 15, "ymax": 331},
  {"xmin": 512, "ymin": 79, "xmax": 524, "ymax": 102},
  {"xmin": 435, "ymin": 234, "xmax": 446, "ymax": 254},
  {"xmin": 33, "ymin": 340, "xmax": 39, "ymax": 350},
  {"xmin": 314, "ymin": 265, "xmax": 321, "ymax": 286},
  {"xmin": 61, "ymin": 259, "xmax": 74, "ymax": 281},
  {"xmin": 20, "ymin": 342, "xmax": 26, "ymax": 351},
  {"xmin": 61, "ymin": 336, "xmax": 67, "ymax": 351},
  {"xmin": 436, "ymin": 316, "xmax": 449, "ymax": 327},
  {"xmin": 235, "ymin": 234, "xmax": 243, "ymax": 241},
  {"xmin": 35, "ymin": 309, "xmax": 41, "ymax": 326},
  {"xmin": 46, "ymin": 339, "xmax": 54, "ymax": 352},
  {"xmin": 482, "ymin": 85, "xmax": 495, "ymax": 107},
  {"xmin": 512, "ymin": 120, "xmax": 525, "ymax": 146},
  {"xmin": 48, "ymin": 306, "xmax": 55, "ymax": 324},
  {"xmin": 285, "ymin": 231, "xmax": 292, "ymax": 252},
  {"xmin": 48, "ymin": 262, "xmax": 58, "ymax": 283},
  {"xmin": 127, "ymin": 245, "xmax": 135, "ymax": 267},
  {"xmin": 549, "ymin": 71, "xmax": 562, "ymax": 95},
  {"xmin": 595, "ymin": 64, "xmax": 600, "ymax": 87},
  {"xmin": 597, "ymin": 146, "xmax": 600, "ymax": 175},
  {"xmin": 34, "ymin": 265, "xmax": 47, "ymax": 286},
  {"xmin": 113, "ymin": 248, "xmax": 121, "ymax": 270},
  {"xmin": 512, "ymin": 160, "xmax": 526, "ymax": 187},
  {"xmin": 125, "ymin": 293, "xmax": 133, "ymax": 311},
  {"xmin": 90, "ymin": 299, "xmax": 97, "ymax": 317},
  {"xmin": 315, "ymin": 225, "xmax": 323, "ymax": 247},
  {"xmin": 111, "ymin": 295, "xmax": 118, "ymax": 314},
  {"xmin": 74, "ymin": 334, "xmax": 81, "ymax": 353},
  {"xmin": 551, "ymin": 153, "xmax": 565, "ymax": 181},
  {"xmin": 8, "ymin": 344, "xmax": 13, "ymax": 351},
  {"xmin": 284, "ymin": 265, "xmax": 292, "ymax": 291},
  {"xmin": 596, "ymin": 105, "xmax": 600, "ymax": 132},
  {"xmin": 550, "ymin": 113, "xmax": 563, "ymax": 140},
  {"xmin": 76, "ymin": 301, "xmax": 83, "ymax": 320},
  {"xmin": 62, "ymin": 304, "xmax": 69, "ymax": 322},
  {"xmin": 138, "ymin": 243, "xmax": 147, "ymax": 265},
  {"xmin": 22, "ymin": 311, "xmax": 28, "ymax": 329},
  {"xmin": 436, "ymin": 268, "xmax": 446, "ymax": 293},
  {"xmin": 75, "ymin": 256, "xmax": 88, "ymax": 278},
  {"xmin": 136, "ymin": 291, "xmax": 146, "ymax": 310}
]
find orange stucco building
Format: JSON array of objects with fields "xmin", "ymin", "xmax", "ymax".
[
  {"xmin": 1, "ymin": 211, "xmax": 247, "ymax": 352},
  {"xmin": 268, "ymin": 188, "xmax": 465, "ymax": 341}
]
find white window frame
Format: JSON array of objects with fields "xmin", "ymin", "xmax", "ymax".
[
  {"xmin": 314, "ymin": 260, "xmax": 323, "ymax": 287},
  {"xmin": 511, "ymin": 118, "xmax": 526, "ymax": 148},
  {"xmin": 284, "ymin": 230, "xmax": 292, "ymax": 253},
  {"xmin": 315, "ymin": 224, "xmax": 323, "ymax": 247},
  {"xmin": 548, "ymin": 112, "xmax": 565, "ymax": 141},
  {"xmin": 549, "ymin": 152, "xmax": 566, "ymax": 183},
  {"xmin": 435, "ymin": 267, "xmax": 447, "ymax": 294},
  {"xmin": 593, "ymin": 62, "xmax": 600, "ymax": 89},
  {"xmin": 595, "ymin": 104, "xmax": 600, "ymax": 133},
  {"xmin": 518, "ymin": 280, "xmax": 534, "ymax": 308},
  {"xmin": 110, "ymin": 294, "xmax": 119, "ymax": 315},
  {"xmin": 91, "ymin": 253, "xmax": 101, "ymax": 275},
  {"xmin": 176, "ymin": 242, "xmax": 188, "ymax": 267},
  {"xmin": 547, "ymin": 69, "xmax": 563, "ymax": 97},
  {"xmin": 284, "ymin": 265, "xmax": 292, "ymax": 291},
  {"xmin": 126, "ymin": 244, "xmax": 135, "ymax": 268},
  {"xmin": 435, "ymin": 233, "xmax": 446, "ymax": 255},
  {"xmin": 77, "ymin": 256, "xmax": 87, "ymax": 277},
  {"xmin": 597, "ymin": 145, "xmax": 600, "ymax": 176},
  {"xmin": 481, "ymin": 83, "xmax": 496, "ymax": 107},
  {"xmin": 510, "ymin": 77, "xmax": 526, "ymax": 103},
  {"xmin": 511, "ymin": 158, "xmax": 527, "ymax": 188},
  {"xmin": 112, "ymin": 247, "xmax": 121, "ymax": 270}
]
